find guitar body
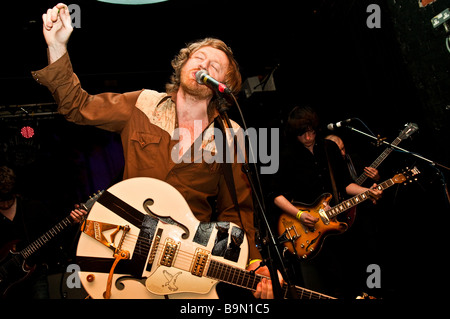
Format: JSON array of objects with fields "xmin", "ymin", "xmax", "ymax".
[
  {"xmin": 0, "ymin": 240, "xmax": 36, "ymax": 297},
  {"xmin": 278, "ymin": 193, "xmax": 348, "ymax": 260},
  {"xmin": 340, "ymin": 206, "xmax": 357, "ymax": 228},
  {"xmin": 76, "ymin": 177, "xmax": 249, "ymax": 299}
]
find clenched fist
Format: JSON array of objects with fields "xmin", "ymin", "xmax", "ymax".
[{"xmin": 42, "ymin": 3, "xmax": 73, "ymax": 63}]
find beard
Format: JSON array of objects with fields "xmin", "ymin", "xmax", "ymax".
[{"xmin": 179, "ymin": 68, "xmax": 214, "ymax": 100}]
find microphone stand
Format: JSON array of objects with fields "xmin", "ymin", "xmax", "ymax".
[
  {"xmin": 344, "ymin": 125, "xmax": 450, "ymax": 207},
  {"xmin": 216, "ymin": 94, "xmax": 299, "ymax": 299},
  {"xmin": 345, "ymin": 125, "xmax": 449, "ymax": 170}
]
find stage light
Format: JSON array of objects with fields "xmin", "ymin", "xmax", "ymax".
[
  {"xmin": 97, "ymin": 0, "xmax": 169, "ymax": 4},
  {"xmin": 419, "ymin": 0, "xmax": 437, "ymax": 7},
  {"xmin": 20, "ymin": 126, "xmax": 35, "ymax": 139}
]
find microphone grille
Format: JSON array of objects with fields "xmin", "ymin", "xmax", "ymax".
[{"xmin": 195, "ymin": 70, "xmax": 208, "ymax": 84}]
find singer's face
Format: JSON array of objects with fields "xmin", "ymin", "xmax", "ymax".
[{"xmin": 180, "ymin": 46, "xmax": 229, "ymax": 98}]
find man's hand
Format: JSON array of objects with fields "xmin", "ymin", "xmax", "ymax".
[
  {"xmin": 247, "ymin": 260, "xmax": 285, "ymax": 299},
  {"xmin": 367, "ymin": 183, "xmax": 383, "ymax": 204},
  {"xmin": 70, "ymin": 204, "xmax": 87, "ymax": 223},
  {"xmin": 42, "ymin": 3, "xmax": 73, "ymax": 63},
  {"xmin": 299, "ymin": 212, "xmax": 319, "ymax": 228},
  {"xmin": 364, "ymin": 167, "xmax": 380, "ymax": 181},
  {"xmin": 247, "ymin": 261, "xmax": 273, "ymax": 299}
]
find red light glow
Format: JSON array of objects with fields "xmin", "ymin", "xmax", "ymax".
[{"xmin": 21, "ymin": 126, "xmax": 35, "ymax": 138}]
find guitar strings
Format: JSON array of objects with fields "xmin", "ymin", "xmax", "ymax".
[
  {"xmin": 79, "ymin": 231, "xmax": 332, "ymax": 299},
  {"xmin": 84, "ymin": 230, "xmax": 263, "ymax": 286}
]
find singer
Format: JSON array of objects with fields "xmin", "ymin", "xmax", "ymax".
[{"xmin": 33, "ymin": 3, "xmax": 275, "ymax": 299}]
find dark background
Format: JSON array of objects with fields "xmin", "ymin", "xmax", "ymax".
[{"xmin": 1, "ymin": 0, "xmax": 449, "ymax": 301}]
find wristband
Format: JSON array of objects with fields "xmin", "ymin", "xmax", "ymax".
[
  {"xmin": 247, "ymin": 259, "xmax": 262, "ymax": 267},
  {"xmin": 296, "ymin": 210, "xmax": 304, "ymax": 220}
]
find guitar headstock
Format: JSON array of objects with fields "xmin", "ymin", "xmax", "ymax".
[
  {"xmin": 399, "ymin": 123, "xmax": 419, "ymax": 140},
  {"xmin": 81, "ymin": 190, "xmax": 104, "ymax": 212},
  {"xmin": 392, "ymin": 166, "xmax": 421, "ymax": 184}
]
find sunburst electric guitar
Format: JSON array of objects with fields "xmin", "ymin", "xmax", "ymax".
[
  {"xmin": 278, "ymin": 167, "xmax": 420, "ymax": 260},
  {"xmin": 76, "ymin": 177, "xmax": 335, "ymax": 299}
]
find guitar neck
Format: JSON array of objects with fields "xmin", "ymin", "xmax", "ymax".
[
  {"xmin": 355, "ymin": 137, "xmax": 401, "ymax": 185},
  {"xmin": 326, "ymin": 177, "xmax": 395, "ymax": 220},
  {"xmin": 20, "ymin": 216, "xmax": 73, "ymax": 259},
  {"xmin": 206, "ymin": 260, "xmax": 334, "ymax": 299}
]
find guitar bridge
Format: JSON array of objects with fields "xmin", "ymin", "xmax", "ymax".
[{"xmin": 147, "ymin": 228, "xmax": 163, "ymax": 271}]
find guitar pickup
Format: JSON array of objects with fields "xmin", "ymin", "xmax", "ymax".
[
  {"xmin": 160, "ymin": 238, "xmax": 180, "ymax": 267},
  {"xmin": 318, "ymin": 208, "xmax": 330, "ymax": 225},
  {"xmin": 190, "ymin": 248, "xmax": 210, "ymax": 277}
]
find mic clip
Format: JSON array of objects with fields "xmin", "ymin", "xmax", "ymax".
[{"xmin": 373, "ymin": 135, "xmax": 387, "ymax": 147}]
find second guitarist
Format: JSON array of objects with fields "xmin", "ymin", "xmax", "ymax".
[
  {"xmin": 0, "ymin": 166, "xmax": 87, "ymax": 299},
  {"xmin": 269, "ymin": 106, "xmax": 382, "ymax": 297}
]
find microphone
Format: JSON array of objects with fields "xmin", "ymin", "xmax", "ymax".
[
  {"xmin": 195, "ymin": 70, "xmax": 231, "ymax": 94},
  {"xmin": 327, "ymin": 118, "xmax": 353, "ymax": 130}
]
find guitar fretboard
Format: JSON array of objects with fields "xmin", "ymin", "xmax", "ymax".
[
  {"xmin": 355, "ymin": 137, "xmax": 400, "ymax": 185},
  {"xmin": 206, "ymin": 260, "xmax": 334, "ymax": 299},
  {"xmin": 206, "ymin": 260, "xmax": 260, "ymax": 290},
  {"xmin": 326, "ymin": 178, "xmax": 394, "ymax": 219},
  {"xmin": 20, "ymin": 216, "xmax": 73, "ymax": 259}
]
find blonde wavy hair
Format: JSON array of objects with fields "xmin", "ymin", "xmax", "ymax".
[{"xmin": 166, "ymin": 38, "xmax": 242, "ymax": 96}]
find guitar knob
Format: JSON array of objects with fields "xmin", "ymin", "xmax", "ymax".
[{"xmin": 86, "ymin": 274, "xmax": 95, "ymax": 282}]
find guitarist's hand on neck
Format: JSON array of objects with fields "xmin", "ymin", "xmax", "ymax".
[
  {"xmin": 70, "ymin": 204, "xmax": 87, "ymax": 223},
  {"xmin": 363, "ymin": 167, "xmax": 380, "ymax": 182},
  {"xmin": 367, "ymin": 183, "xmax": 383, "ymax": 203},
  {"xmin": 247, "ymin": 260, "xmax": 284, "ymax": 299},
  {"xmin": 346, "ymin": 183, "xmax": 383, "ymax": 205}
]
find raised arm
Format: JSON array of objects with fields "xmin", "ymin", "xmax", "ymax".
[
  {"xmin": 34, "ymin": 3, "xmax": 141, "ymax": 132},
  {"xmin": 42, "ymin": 3, "xmax": 73, "ymax": 64}
]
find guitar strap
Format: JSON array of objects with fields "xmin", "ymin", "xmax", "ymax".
[
  {"xmin": 94, "ymin": 190, "xmax": 158, "ymax": 277},
  {"xmin": 214, "ymin": 115, "xmax": 246, "ymax": 234},
  {"xmin": 323, "ymin": 141, "xmax": 340, "ymax": 206}
]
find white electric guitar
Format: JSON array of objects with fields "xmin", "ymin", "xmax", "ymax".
[{"xmin": 76, "ymin": 177, "xmax": 334, "ymax": 299}]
